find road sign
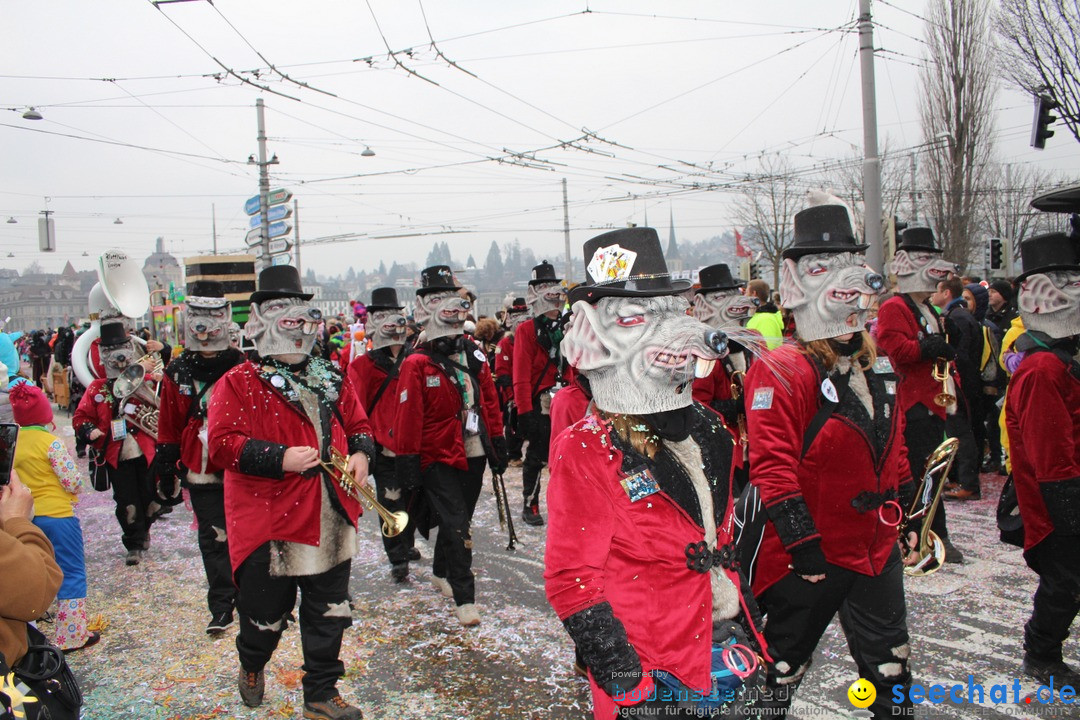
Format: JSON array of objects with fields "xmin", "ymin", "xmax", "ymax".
[
  {"xmin": 254, "ymin": 245, "xmax": 265, "ymax": 258},
  {"xmin": 267, "ymin": 221, "xmax": 291, "ymax": 239},
  {"xmin": 268, "ymin": 238, "xmax": 291, "ymax": 254},
  {"xmin": 248, "ymin": 204, "xmax": 292, "ymax": 228},
  {"xmin": 245, "ymin": 228, "xmax": 263, "ymax": 247},
  {"xmin": 270, "ymin": 252, "xmax": 292, "ymax": 267},
  {"xmin": 244, "ymin": 188, "xmax": 293, "ymax": 216}
]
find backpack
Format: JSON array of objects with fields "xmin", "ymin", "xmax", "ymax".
[{"xmin": 979, "ymin": 321, "xmax": 1003, "ymax": 385}]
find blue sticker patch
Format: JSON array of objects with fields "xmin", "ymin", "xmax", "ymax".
[
  {"xmin": 751, "ymin": 387, "xmax": 774, "ymax": 410},
  {"xmin": 872, "ymin": 357, "xmax": 894, "ymax": 374},
  {"xmin": 426, "ymin": 375, "xmax": 441, "ymax": 387},
  {"xmin": 621, "ymin": 468, "xmax": 660, "ymax": 502}
]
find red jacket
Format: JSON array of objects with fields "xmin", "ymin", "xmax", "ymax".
[
  {"xmin": 72, "ymin": 377, "xmax": 156, "ymax": 468},
  {"xmin": 1005, "ymin": 349, "xmax": 1080, "ymax": 550},
  {"xmin": 512, "ymin": 317, "xmax": 560, "ymax": 414},
  {"xmin": 545, "ymin": 407, "xmax": 761, "ymax": 719},
  {"xmin": 549, "ymin": 378, "xmax": 590, "ymax": 441},
  {"xmin": 392, "ymin": 345, "xmax": 503, "ymax": 471},
  {"xmin": 346, "ymin": 347, "xmax": 403, "ymax": 451},
  {"xmin": 494, "ymin": 334, "xmax": 515, "ymax": 404},
  {"xmin": 745, "ymin": 345, "xmax": 913, "ymax": 594},
  {"xmin": 207, "ymin": 359, "xmax": 373, "ymax": 576},
  {"xmin": 692, "ymin": 360, "xmax": 734, "ymax": 406},
  {"xmin": 876, "ymin": 295, "xmax": 953, "ymax": 420}
]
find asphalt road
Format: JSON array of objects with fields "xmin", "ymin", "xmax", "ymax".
[{"xmin": 46, "ymin": 421, "xmax": 1077, "ymax": 720}]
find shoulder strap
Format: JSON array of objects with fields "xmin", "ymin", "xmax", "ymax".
[
  {"xmin": 800, "ymin": 357, "xmax": 853, "ymax": 459},
  {"xmin": 367, "ymin": 350, "xmax": 406, "ymax": 415}
]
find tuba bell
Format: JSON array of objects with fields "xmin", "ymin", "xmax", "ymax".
[{"xmin": 899, "ymin": 437, "xmax": 960, "ymax": 577}]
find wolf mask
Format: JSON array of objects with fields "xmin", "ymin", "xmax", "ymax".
[
  {"xmin": 1017, "ymin": 271, "xmax": 1080, "ymax": 339},
  {"xmin": 367, "ymin": 308, "xmax": 407, "ymax": 350},
  {"xmin": 891, "ymin": 250, "xmax": 958, "ymax": 294},
  {"xmin": 185, "ymin": 305, "xmax": 231, "ymax": 353},
  {"xmin": 692, "ymin": 290, "xmax": 759, "ymax": 330},
  {"xmin": 561, "ymin": 295, "xmax": 727, "ymax": 414},
  {"xmin": 781, "ymin": 251, "xmax": 884, "ymax": 342},
  {"xmin": 415, "ymin": 290, "xmax": 471, "ymax": 342},
  {"xmin": 245, "ymin": 297, "xmax": 322, "ymax": 357},
  {"xmin": 527, "ymin": 281, "xmax": 565, "ymax": 317}
]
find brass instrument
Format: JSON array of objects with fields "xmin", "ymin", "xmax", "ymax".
[
  {"xmin": 931, "ymin": 357, "xmax": 956, "ymax": 408},
  {"xmin": 899, "ymin": 437, "xmax": 960, "ymax": 577},
  {"xmin": 490, "ymin": 473, "xmax": 519, "ymax": 551},
  {"xmin": 112, "ymin": 349, "xmax": 164, "ymax": 439},
  {"xmin": 320, "ymin": 447, "xmax": 408, "ymax": 537}
]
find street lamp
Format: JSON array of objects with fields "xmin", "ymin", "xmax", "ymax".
[
  {"xmin": 22, "ymin": 107, "xmax": 42, "ymax": 121},
  {"xmin": 361, "ymin": 146, "xmax": 376, "ymax": 157},
  {"xmin": 113, "ymin": 218, "xmax": 123, "ymax": 225},
  {"xmin": 5, "ymin": 217, "xmax": 16, "ymax": 224}
]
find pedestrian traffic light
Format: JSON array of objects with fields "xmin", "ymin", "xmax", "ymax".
[
  {"xmin": 749, "ymin": 261, "xmax": 760, "ymax": 280},
  {"xmin": 989, "ymin": 237, "xmax": 1003, "ymax": 270},
  {"xmin": 1031, "ymin": 94, "xmax": 1058, "ymax": 150}
]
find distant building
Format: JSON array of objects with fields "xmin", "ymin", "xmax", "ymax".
[
  {"xmin": 143, "ymin": 237, "xmax": 182, "ymax": 295},
  {"xmin": 0, "ymin": 281, "xmax": 84, "ymax": 332}
]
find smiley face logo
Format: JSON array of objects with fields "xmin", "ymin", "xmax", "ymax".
[{"xmin": 847, "ymin": 678, "xmax": 876, "ymax": 708}]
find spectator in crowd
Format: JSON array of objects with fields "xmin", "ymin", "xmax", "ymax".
[{"xmin": 745, "ymin": 279, "xmax": 784, "ymax": 349}]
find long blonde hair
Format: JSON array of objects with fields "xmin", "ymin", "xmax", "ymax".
[{"xmin": 800, "ymin": 330, "xmax": 877, "ymax": 372}]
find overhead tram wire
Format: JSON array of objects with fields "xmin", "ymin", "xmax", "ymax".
[{"xmin": 106, "ymin": 79, "xmax": 232, "ymax": 162}]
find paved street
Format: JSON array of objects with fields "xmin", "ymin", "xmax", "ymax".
[{"xmin": 47, "ymin": 421, "xmax": 1077, "ymax": 720}]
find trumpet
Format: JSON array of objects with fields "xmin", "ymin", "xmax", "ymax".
[
  {"xmin": 898, "ymin": 437, "xmax": 960, "ymax": 577},
  {"xmin": 113, "ymin": 350, "xmax": 164, "ymax": 439},
  {"xmin": 320, "ymin": 447, "xmax": 408, "ymax": 538}
]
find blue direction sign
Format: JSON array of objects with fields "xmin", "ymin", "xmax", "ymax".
[
  {"xmin": 270, "ymin": 252, "xmax": 293, "ymax": 267},
  {"xmin": 244, "ymin": 188, "xmax": 293, "ymax": 216},
  {"xmin": 267, "ymin": 221, "xmax": 292, "ymax": 239},
  {"xmin": 248, "ymin": 204, "xmax": 293, "ymax": 228}
]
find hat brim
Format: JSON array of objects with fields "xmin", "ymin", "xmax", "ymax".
[
  {"xmin": 250, "ymin": 289, "xmax": 314, "ymax": 304},
  {"xmin": 569, "ymin": 279, "xmax": 693, "ymax": 305},
  {"xmin": 1015, "ymin": 263, "xmax": 1080, "ymax": 283},
  {"xmin": 365, "ymin": 304, "xmax": 405, "ymax": 312},
  {"xmin": 782, "ymin": 243, "xmax": 868, "ymax": 260},
  {"xmin": 895, "ymin": 244, "xmax": 943, "ymax": 254},
  {"xmin": 694, "ymin": 282, "xmax": 745, "ymax": 294},
  {"xmin": 528, "ymin": 277, "xmax": 562, "ymax": 286},
  {"xmin": 415, "ymin": 286, "xmax": 460, "ymax": 297},
  {"xmin": 186, "ymin": 296, "xmax": 229, "ymax": 309}
]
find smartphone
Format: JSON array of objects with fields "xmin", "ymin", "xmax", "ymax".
[{"xmin": 0, "ymin": 423, "xmax": 17, "ymax": 486}]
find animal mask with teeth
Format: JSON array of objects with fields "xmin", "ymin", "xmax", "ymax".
[
  {"xmin": 367, "ymin": 309, "xmax": 407, "ymax": 349},
  {"xmin": 185, "ymin": 305, "xmax": 231, "ymax": 353},
  {"xmin": 890, "ymin": 250, "xmax": 958, "ymax": 294},
  {"xmin": 527, "ymin": 281, "xmax": 565, "ymax": 317},
  {"xmin": 692, "ymin": 289, "xmax": 759, "ymax": 330},
  {"xmin": 781, "ymin": 251, "xmax": 885, "ymax": 342},
  {"xmin": 1017, "ymin": 271, "xmax": 1080, "ymax": 339},
  {"xmin": 415, "ymin": 290, "xmax": 471, "ymax": 341},
  {"xmin": 561, "ymin": 295, "xmax": 728, "ymax": 414},
  {"xmin": 245, "ymin": 297, "xmax": 322, "ymax": 357},
  {"xmin": 101, "ymin": 340, "xmax": 139, "ymax": 380}
]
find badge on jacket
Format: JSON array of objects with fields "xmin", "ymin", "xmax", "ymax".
[
  {"xmin": 751, "ymin": 387, "xmax": 774, "ymax": 410},
  {"xmin": 426, "ymin": 375, "xmax": 441, "ymax": 387},
  {"xmin": 621, "ymin": 468, "xmax": 660, "ymax": 502},
  {"xmin": 872, "ymin": 357, "xmax": 894, "ymax": 375},
  {"xmin": 179, "ymin": 383, "xmax": 193, "ymax": 395}
]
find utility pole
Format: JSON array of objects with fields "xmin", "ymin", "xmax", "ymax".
[
  {"xmin": 255, "ymin": 98, "xmax": 271, "ymax": 271},
  {"xmin": 211, "ymin": 203, "xmax": 218, "ymax": 255},
  {"xmin": 562, "ymin": 178, "xmax": 572, "ymax": 283},
  {"xmin": 293, "ymin": 199, "xmax": 302, "ymax": 277},
  {"xmin": 1005, "ymin": 163, "xmax": 1015, "ymax": 277},
  {"xmin": 909, "ymin": 153, "xmax": 918, "ymax": 223},
  {"xmin": 858, "ymin": 0, "xmax": 884, "ymax": 273}
]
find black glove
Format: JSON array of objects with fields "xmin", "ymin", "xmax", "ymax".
[
  {"xmin": 788, "ymin": 541, "xmax": 828, "ymax": 578},
  {"xmin": 1040, "ymin": 477, "xmax": 1080, "ymax": 535},
  {"xmin": 494, "ymin": 374, "xmax": 512, "ymax": 390},
  {"xmin": 517, "ymin": 409, "xmax": 537, "ymax": 437},
  {"xmin": 489, "ymin": 436, "xmax": 509, "ymax": 475},
  {"xmin": 154, "ymin": 443, "xmax": 184, "ymax": 507},
  {"xmin": 919, "ymin": 334, "xmax": 955, "ymax": 361},
  {"xmin": 396, "ymin": 454, "xmax": 422, "ymax": 491}
]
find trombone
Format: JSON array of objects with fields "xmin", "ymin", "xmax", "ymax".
[
  {"xmin": 320, "ymin": 447, "xmax": 409, "ymax": 538},
  {"xmin": 898, "ymin": 437, "xmax": 960, "ymax": 577}
]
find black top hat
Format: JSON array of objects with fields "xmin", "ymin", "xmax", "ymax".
[
  {"xmin": 569, "ymin": 227, "xmax": 691, "ymax": 304},
  {"xmin": 507, "ymin": 297, "xmax": 528, "ymax": 314},
  {"xmin": 695, "ymin": 263, "xmax": 744, "ymax": 294},
  {"xmin": 896, "ymin": 226, "xmax": 943, "ymax": 254},
  {"xmin": 1016, "ymin": 232, "xmax": 1080, "ymax": 282},
  {"xmin": 416, "ymin": 265, "xmax": 459, "ymax": 297},
  {"xmin": 250, "ymin": 265, "xmax": 313, "ymax": 305},
  {"xmin": 99, "ymin": 321, "xmax": 130, "ymax": 348},
  {"xmin": 782, "ymin": 205, "xmax": 866, "ymax": 260},
  {"xmin": 186, "ymin": 280, "xmax": 229, "ymax": 309},
  {"xmin": 529, "ymin": 260, "xmax": 561, "ymax": 286},
  {"xmin": 367, "ymin": 286, "xmax": 404, "ymax": 311}
]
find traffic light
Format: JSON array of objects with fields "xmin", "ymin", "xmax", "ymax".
[
  {"xmin": 989, "ymin": 237, "xmax": 1003, "ymax": 270},
  {"xmin": 749, "ymin": 261, "xmax": 761, "ymax": 280},
  {"xmin": 1031, "ymin": 94, "xmax": 1058, "ymax": 150}
]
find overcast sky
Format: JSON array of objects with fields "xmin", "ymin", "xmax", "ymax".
[{"xmin": 2, "ymin": 0, "xmax": 1077, "ymax": 281}]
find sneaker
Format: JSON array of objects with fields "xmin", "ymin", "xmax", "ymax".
[
  {"xmin": 431, "ymin": 576, "xmax": 453, "ymax": 599},
  {"xmin": 390, "ymin": 563, "xmax": 409, "ymax": 583},
  {"xmin": 63, "ymin": 631, "xmax": 101, "ymax": 654},
  {"xmin": 942, "ymin": 537, "xmax": 965, "ymax": 564},
  {"xmin": 125, "ymin": 549, "xmax": 141, "ymax": 566},
  {"xmin": 522, "ymin": 505, "xmax": 545, "ymax": 526},
  {"xmin": 1022, "ymin": 655, "xmax": 1080, "ymax": 688},
  {"xmin": 206, "ymin": 610, "xmax": 234, "ymax": 635},
  {"xmin": 303, "ymin": 695, "xmax": 363, "ymax": 720},
  {"xmin": 238, "ymin": 667, "xmax": 265, "ymax": 708},
  {"xmin": 455, "ymin": 603, "xmax": 481, "ymax": 627},
  {"xmin": 407, "ymin": 547, "xmax": 421, "ymax": 561}
]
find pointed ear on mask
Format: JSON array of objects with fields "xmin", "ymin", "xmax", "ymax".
[
  {"xmin": 560, "ymin": 301, "xmax": 612, "ymax": 372},
  {"xmin": 245, "ymin": 301, "xmax": 267, "ymax": 341},
  {"xmin": 779, "ymin": 258, "xmax": 807, "ymax": 309},
  {"xmin": 1017, "ymin": 273, "xmax": 1065, "ymax": 316},
  {"xmin": 889, "ymin": 250, "xmax": 914, "ymax": 278}
]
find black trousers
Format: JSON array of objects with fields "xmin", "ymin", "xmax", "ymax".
[
  {"xmin": 372, "ymin": 452, "xmax": 416, "ymax": 566},
  {"xmin": 110, "ymin": 456, "xmax": 156, "ymax": 551},
  {"xmin": 422, "ymin": 457, "xmax": 486, "ymax": 606},
  {"xmin": 759, "ymin": 547, "xmax": 913, "ymax": 720},
  {"xmin": 502, "ymin": 399, "xmax": 523, "ymax": 461},
  {"xmin": 234, "ymin": 543, "xmax": 352, "ymax": 703},
  {"xmin": 522, "ymin": 408, "xmax": 551, "ymax": 508},
  {"xmin": 187, "ymin": 483, "xmax": 236, "ymax": 616},
  {"xmin": 1023, "ymin": 533, "xmax": 1080, "ymax": 662},
  {"xmin": 983, "ymin": 394, "xmax": 1003, "ymax": 465}
]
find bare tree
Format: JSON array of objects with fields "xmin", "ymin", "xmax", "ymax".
[
  {"xmin": 918, "ymin": 0, "xmax": 999, "ymax": 270},
  {"xmin": 732, "ymin": 156, "xmax": 801, "ymax": 289},
  {"xmin": 997, "ymin": 0, "xmax": 1080, "ymax": 145},
  {"xmin": 982, "ymin": 161, "xmax": 1067, "ymax": 266},
  {"xmin": 819, "ymin": 145, "xmax": 912, "ymax": 234}
]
